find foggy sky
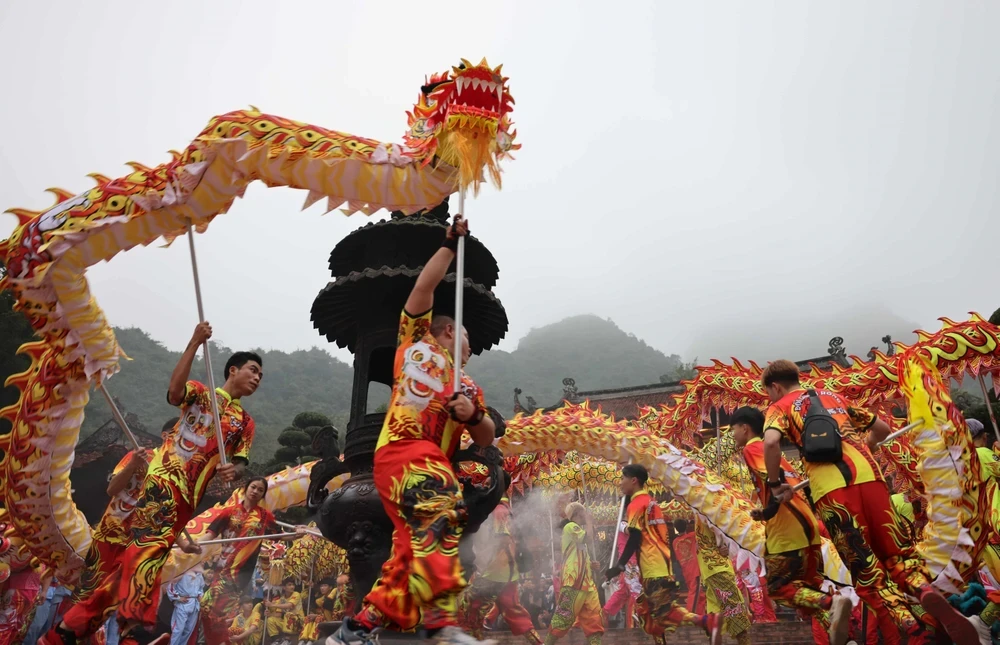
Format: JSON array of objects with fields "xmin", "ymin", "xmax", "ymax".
[{"xmin": 1, "ymin": 2, "xmax": 996, "ymax": 368}]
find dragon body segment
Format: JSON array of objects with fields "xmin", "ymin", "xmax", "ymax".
[
  {"xmin": 0, "ymin": 58, "xmax": 516, "ymax": 579},
  {"xmin": 641, "ymin": 314, "xmax": 1000, "ymax": 448},
  {"xmin": 901, "ymin": 356, "xmax": 990, "ymax": 593}
]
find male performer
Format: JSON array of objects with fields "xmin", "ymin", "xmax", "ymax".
[
  {"xmin": 759, "ymin": 359, "xmax": 976, "ymax": 644},
  {"xmin": 333, "ymin": 216, "xmax": 496, "ymax": 645},
  {"xmin": 45, "ymin": 418, "xmax": 175, "ymax": 643},
  {"xmin": 545, "ymin": 502, "xmax": 603, "ymax": 645},
  {"xmin": 730, "ymin": 406, "xmax": 850, "ymax": 644},
  {"xmin": 606, "ymin": 464, "xmax": 722, "ymax": 645},
  {"xmin": 47, "ymin": 322, "xmax": 262, "ymax": 645},
  {"xmin": 462, "ymin": 497, "xmax": 542, "ymax": 644}
]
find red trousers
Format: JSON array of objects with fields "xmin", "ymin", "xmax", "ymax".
[
  {"xmin": 816, "ymin": 480, "xmax": 929, "ymax": 644},
  {"xmin": 603, "ymin": 580, "xmax": 637, "ymax": 628},
  {"xmin": 356, "ymin": 440, "xmax": 466, "ymax": 631},
  {"xmin": 61, "ymin": 539, "xmax": 127, "ymax": 637},
  {"xmin": 461, "ymin": 578, "xmax": 539, "ymax": 643},
  {"xmin": 60, "ymin": 475, "xmax": 191, "ymax": 636}
]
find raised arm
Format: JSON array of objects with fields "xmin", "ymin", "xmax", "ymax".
[
  {"xmin": 168, "ymin": 322, "xmax": 213, "ymax": 406},
  {"xmin": 404, "ymin": 217, "xmax": 468, "ymax": 315},
  {"xmin": 106, "ymin": 449, "xmax": 148, "ymax": 496}
]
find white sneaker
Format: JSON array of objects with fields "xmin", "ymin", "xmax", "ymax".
[
  {"xmin": 433, "ymin": 626, "xmax": 497, "ymax": 645},
  {"xmin": 828, "ymin": 595, "xmax": 852, "ymax": 645},
  {"xmin": 969, "ymin": 614, "xmax": 992, "ymax": 645}
]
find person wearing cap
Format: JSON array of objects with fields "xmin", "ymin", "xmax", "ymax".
[{"xmin": 969, "ymin": 419, "xmax": 1000, "ymax": 482}]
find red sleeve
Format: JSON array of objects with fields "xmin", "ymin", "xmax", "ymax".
[{"xmin": 207, "ymin": 506, "xmax": 235, "ymax": 536}]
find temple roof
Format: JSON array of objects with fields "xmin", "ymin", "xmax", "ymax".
[{"xmin": 516, "ymin": 352, "xmax": 846, "ymax": 421}]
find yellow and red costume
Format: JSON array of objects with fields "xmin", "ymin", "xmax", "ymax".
[
  {"xmin": 626, "ymin": 489, "xmax": 704, "ymax": 637},
  {"xmin": 765, "ymin": 389, "xmax": 930, "ymax": 641},
  {"xmin": 60, "ymin": 380, "xmax": 254, "ymax": 636},
  {"xmin": 741, "ymin": 435, "xmax": 833, "ymax": 627},
  {"xmin": 545, "ymin": 519, "xmax": 603, "ymax": 645},
  {"xmin": 60, "ymin": 449, "xmax": 149, "ymax": 637},
  {"xmin": 228, "ymin": 604, "xmax": 263, "ymax": 645},
  {"xmin": 265, "ymin": 590, "xmax": 304, "ymax": 637},
  {"xmin": 353, "ymin": 308, "xmax": 488, "ymax": 632},
  {"xmin": 460, "ymin": 499, "xmax": 541, "ymax": 644},
  {"xmin": 694, "ymin": 519, "xmax": 751, "ymax": 645},
  {"xmin": 199, "ymin": 503, "xmax": 277, "ymax": 643}
]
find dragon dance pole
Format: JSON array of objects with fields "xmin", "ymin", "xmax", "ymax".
[
  {"xmin": 186, "ymin": 223, "xmax": 228, "ymax": 468},
  {"xmin": 548, "ymin": 505, "xmax": 557, "ymax": 577},
  {"xmin": 98, "ymin": 383, "xmax": 141, "ymax": 450},
  {"xmin": 980, "ymin": 375, "xmax": 1000, "ymax": 437},
  {"xmin": 453, "ymin": 188, "xmax": 467, "ymax": 384},
  {"xmin": 607, "ymin": 458, "xmax": 632, "ymax": 569}
]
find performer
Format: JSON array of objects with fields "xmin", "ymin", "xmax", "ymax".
[
  {"xmin": 730, "ymin": 406, "xmax": 849, "ymax": 643},
  {"xmin": 693, "ymin": 518, "xmax": 752, "ymax": 645},
  {"xmin": 332, "ymin": 217, "xmax": 496, "ymax": 645},
  {"xmin": 602, "ymin": 521, "xmax": 639, "ymax": 628},
  {"xmin": 606, "ymin": 464, "xmax": 722, "ymax": 645},
  {"xmin": 461, "ymin": 498, "xmax": 542, "ymax": 645},
  {"xmin": 164, "ymin": 565, "xmax": 204, "ymax": 645},
  {"xmin": 188, "ymin": 476, "xmax": 304, "ymax": 643},
  {"xmin": 228, "ymin": 597, "xmax": 263, "ymax": 645},
  {"xmin": 671, "ymin": 521, "xmax": 705, "ymax": 614},
  {"xmin": 47, "ymin": 421, "xmax": 168, "ymax": 643},
  {"xmin": 545, "ymin": 503, "xmax": 603, "ymax": 645},
  {"xmin": 48, "ymin": 322, "xmax": 262, "ymax": 645},
  {"xmin": 264, "ymin": 578, "xmax": 304, "ymax": 639},
  {"xmin": 759, "ymin": 360, "xmax": 977, "ymax": 645}
]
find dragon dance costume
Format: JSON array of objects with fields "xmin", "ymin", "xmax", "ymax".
[
  {"xmin": 765, "ymin": 389, "xmax": 935, "ymax": 644},
  {"xmin": 622, "ymin": 489, "xmax": 712, "ymax": 639},
  {"xmin": 54, "ymin": 380, "xmax": 254, "ymax": 643},
  {"xmin": 672, "ymin": 528, "xmax": 704, "ymax": 614},
  {"xmin": 740, "ymin": 436, "xmax": 834, "ymax": 627},
  {"xmin": 694, "ymin": 519, "xmax": 752, "ymax": 645},
  {"xmin": 460, "ymin": 499, "xmax": 541, "ymax": 644},
  {"xmin": 60, "ymin": 449, "xmax": 149, "ymax": 638},
  {"xmin": 199, "ymin": 503, "xmax": 277, "ymax": 643},
  {"xmin": 545, "ymin": 519, "xmax": 603, "ymax": 645},
  {"xmin": 265, "ymin": 589, "xmax": 304, "ymax": 638},
  {"xmin": 602, "ymin": 524, "xmax": 639, "ymax": 628},
  {"xmin": 353, "ymin": 308, "xmax": 488, "ymax": 632}
]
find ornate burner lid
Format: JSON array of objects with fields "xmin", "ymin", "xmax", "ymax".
[
  {"xmin": 311, "ymin": 265, "xmax": 508, "ymax": 354},
  {"xmin": 327, "ymin": 201, "xmax": 499, "ymax": 289}
]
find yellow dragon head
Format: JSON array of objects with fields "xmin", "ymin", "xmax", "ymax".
[{"xmin": 405, "ymin": 58, "xmax": 518, "ymax": 193}]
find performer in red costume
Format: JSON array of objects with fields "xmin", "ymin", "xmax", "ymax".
[
  {"xmin": 47, "ymin": 322, "xmax": 261, "ymax": 645},
  {"xmin": 333, "ymin": 216, "xmax": 496, "ymax": 645},
  {"xmin": 460, "ymin": 498, "xmax": 542, "ymax": 644},
  {"xmin": 188, "ymin": 476, "xmax": 305, "ymax": 643},
  {"xmin": 606, "ymin": 464, "xmax": 722, "ymax": 645}
]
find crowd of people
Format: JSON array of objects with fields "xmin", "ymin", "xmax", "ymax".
[{"xmin": 2, "ymin": 216, "xmax": 992, "ymax": 645}]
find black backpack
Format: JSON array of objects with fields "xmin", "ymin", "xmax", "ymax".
[{"xmin": 801, "ymin": 389, "xmax": 843, "ymax": 463}]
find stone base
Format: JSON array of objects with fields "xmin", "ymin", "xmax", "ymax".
[{"xmin": 490, "ymin": 624, "xmax": 814, "ymax": 645}]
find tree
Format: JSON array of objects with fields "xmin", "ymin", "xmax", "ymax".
[
  {"xmin": 954, "ymin": 388, "xmax": 1000, "ymax": 439},
  {"xmin": 265, "ymin": 411, "xmax": 335, "ymax": 475}
]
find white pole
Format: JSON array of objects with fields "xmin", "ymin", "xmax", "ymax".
[
  {"xmin": 98, "ymin": 383, "xmax": 141, "ymax": 450},
  {"xmin": 453, "ymin": 188, "xmax": 467, "ymax": 383},
  {"xmin": 607, "ymin": 459, "xmax": 632, "ymax": 569},
  {"xmin": 877, "ymin": 420, "xmax": 923, "ymax": 447},
  {"xmin": 197, "ymin": 532, "xmax": 297, "ymax": 546},
  {"xmin": 275, "ymin": 521, "xmax": 322, "ymax": 538},
  {"xmin": 548, "ymin": 505, "xmax": 557, "ymax": 577},
  {"xmin": 186, "ymin": 223, "xmax": 227, "ymax": 466}
]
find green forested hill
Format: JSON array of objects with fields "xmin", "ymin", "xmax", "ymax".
[
  {"xmin": 469, "ymin": 314, "xmax": 689, "ymax": 410},
  {"xmin": 80, "ymin": 327, "xmax": 355, "ymax": 462}
]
